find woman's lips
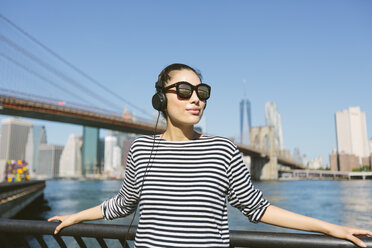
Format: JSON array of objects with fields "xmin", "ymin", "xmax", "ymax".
[{"xmin": 186, "ymin": 108, "xmax": 200, "ymax": 115}]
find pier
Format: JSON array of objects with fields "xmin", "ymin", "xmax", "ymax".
[
  {"xmin": 280, "ymin": 170, "xmax": 372, "ymax": 180},
  {"xmin": 0, "ymin": 180, "xmax": 45, "ymax": 218}
]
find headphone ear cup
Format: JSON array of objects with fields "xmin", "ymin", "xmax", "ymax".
[{"xmin": 152, "ymin": 92, "xmax": 167, "ymax": 111}]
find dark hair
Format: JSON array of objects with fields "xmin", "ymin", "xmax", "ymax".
[
  {"xmin": 156, "ymin": 63, "xmax": 203, "ymax": 118},
  {"xmin": 157, "ymin": 63, "xmax": 203, "ymax": 89}
]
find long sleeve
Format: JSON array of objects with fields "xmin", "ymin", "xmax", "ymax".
[
  {"xmin": 227, "ymin": 146, "xmax": 270, "ymax": 223},
  {"xmin": 101, "ymin": 149, "xmax": 139, "ymax": 220}
]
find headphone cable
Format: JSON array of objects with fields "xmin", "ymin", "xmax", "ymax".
[{"xmin": 124, "ymin": 111, "xmax": 161, "ymax": 247}]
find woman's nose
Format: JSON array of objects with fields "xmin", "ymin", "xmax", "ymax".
[{"xmin": 189, "ymin": 89, "xmax": 200, "ymax": 103}]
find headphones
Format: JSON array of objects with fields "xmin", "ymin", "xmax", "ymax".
[
  {"xmin": 151, "ymin": 80, "xmax": 207, "ymax": 111},
  {"xmin": 152, "ymin": 80, "xmax": 167, "ymax": 111}
]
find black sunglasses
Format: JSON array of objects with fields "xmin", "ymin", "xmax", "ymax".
[{"xmin": 163, "ymin": 81, "xmax": 211, "ymax": 101}]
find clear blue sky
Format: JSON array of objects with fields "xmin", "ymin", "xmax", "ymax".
[{"xmin": 1, "ymin": 0, "xmax": 371, "ymax": 165}]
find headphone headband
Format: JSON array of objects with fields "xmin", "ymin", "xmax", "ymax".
[{"xmin": 155, "ymin": 80, "xmax": 163, "ymax": 92}]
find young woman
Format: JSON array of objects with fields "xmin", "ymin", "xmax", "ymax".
[{"xmin": 49, "ymin": 63, "xmax": 371, "ymax": 248}]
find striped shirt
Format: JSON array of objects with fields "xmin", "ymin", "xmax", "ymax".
[{"xmin": 101, "ymin": 135, "xmax": 270, "ymax": 248}]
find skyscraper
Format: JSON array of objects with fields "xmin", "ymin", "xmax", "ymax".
[
  {"xmin": 335, "ymin": 107, "xmax": 370, "ymax": 162},
  {"xmin": 240, "ymin": 99, "xmax": 251, "ymax": 144},
  {"xmin": 59, "ymin": 134, "xmax": 82, "ymax": 178},
  {"xmin": 104, "ymin": 135, "xmax": 118, "ymax": 173},
  {"xmin": 0, "ymin": 118, "xmax": 33, "ymax": 161},
  {"xmin": 36, "ymin": 144, "xmax": 64, "ymax": 178},
  {"xmin": 82, "ymin": 126, "xmax": 99, "ymax": 175},
  {"xmin": 265, "ymin": 102, "xmax": 284, "ymax": 150},
  {"xmin": 25, "ymin": 125, "xmax": 47, "ymax": 177}
]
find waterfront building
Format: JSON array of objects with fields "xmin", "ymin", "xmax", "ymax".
[
  {"xmin": 112, "ymin": 146, "xmax": 122, "ymax": 170},
  {"xmin": 82, "ymin": 126, "xmax": 99, "ymax": 175},
  {"xmin": 0, "ymin": 118, "xmax": 33, "ymax": 161},
  {"xmin": 265, "ymin": 102, "xmax": 284, "ymax": 150},
  {"xmin": 104, "ymin": 135, "xmax": 118, "ymax": 173},
  {"xmin": 36, "ymin": 144, "xmax": 64, "ymax": 178},
  {"xmin": 111, "ymin": 131, "xmax": 133, "ymax": 150},
  {"xmin": 25, "ymin": 125, "xmax": 47, "ymax": 177},
  {"xmin": 240, "ymin": 98, "xmax": 251, "ymax": 145},
  {"xmin": 330, "ymin": 151, "xmax": 360, "ymax": 171},
  {"xmin": 308, "ymin": 156, "xmax": 324, "ymax": 170},
  {"xmin": 111, "ymin": 131, "xmax": 137, "ymax": 169},
  {"xmin": 335, "ymin": 107, "xmax": 370, "ymax": 164},
  {"xmin": 292, "ymin": 147, "xmax": 303, "ymax": 164},
  {"xmin": 59, "ymin": 134, "xmax": 82, "ymax": 178}
]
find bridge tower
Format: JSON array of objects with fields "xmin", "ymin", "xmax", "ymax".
[{"xmin": 250, "ymin": 126, "xmax": 278, "ymax": 180}]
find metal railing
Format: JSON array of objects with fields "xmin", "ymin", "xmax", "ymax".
[{"xmin": 0, "ymin": 218, "xmax": 371, "ymax": 248}]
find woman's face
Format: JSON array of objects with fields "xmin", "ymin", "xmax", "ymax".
[{"xmin": 164, "ymin": 69, "xmax": 206, "ymax": 126}]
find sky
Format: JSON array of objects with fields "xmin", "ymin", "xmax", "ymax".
[{"xmin": 0, "ymin": 0, "xmax": 371, "ymax": 165}]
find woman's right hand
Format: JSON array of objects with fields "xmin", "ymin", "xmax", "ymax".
[
  {"xmin": 47, "ymin": 205, "xmax": 104, "ymax": 235},
  {"xmin": 48, "ymin": 214, "xmax": 78, "ymax": 235}
]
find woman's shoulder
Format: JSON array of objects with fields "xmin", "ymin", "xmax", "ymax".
[
  {"xmin": 131, "ymin": 134, "xmax": 237, "ymax": 149},
  {"xmin": 201, "ymin": 135, "xmax": 238, "ymax": 149},
  {"xmin": 131, "ymin": 135, "xmax": 156, "ymax": 145}
]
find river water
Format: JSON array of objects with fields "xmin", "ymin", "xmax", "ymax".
[{"xmin": 21, "ymin": 179, "xmax": 372, "ymax": 247}]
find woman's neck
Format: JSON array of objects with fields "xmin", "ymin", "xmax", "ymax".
[{"xmin": 162, "ymin": 123, "xmax": 198, "ymax": 141}]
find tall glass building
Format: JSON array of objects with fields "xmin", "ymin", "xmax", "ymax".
[
  {"xmin": 240, "ymin": 99, "xmax": 251, "ymax": 144},
  {"xmin": 82, "ymin": 126, "xmax": 99, "ymax": 175}
]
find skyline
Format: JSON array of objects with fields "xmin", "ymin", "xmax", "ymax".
[{"xmin": 1, "ymin": 1, "xmax": 371, "ymax": 164}]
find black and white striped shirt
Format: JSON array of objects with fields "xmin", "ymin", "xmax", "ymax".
[{"xmin": 101, "ymin": 135, "xmax": 270, "ymax": 248}]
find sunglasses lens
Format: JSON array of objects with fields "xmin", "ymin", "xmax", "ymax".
[
  {"xmin": 197, "ymin": 85, "xmax": 210, "ymax": 100},
  {"xmin": 178, "ymin": 83, "xmax": 193, "ymax": 98}
]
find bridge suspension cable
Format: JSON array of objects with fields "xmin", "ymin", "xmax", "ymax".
[
  {"xmin": 0, "ymin": 33, "xmax": 123, "ymax": 111},
  {"xmin": 0, "ymin": 52, "xmax": 96, "ymax": 107},
  {"xmin": 0, "ymin": 13, "xmax": 148, "ymax": 116}
]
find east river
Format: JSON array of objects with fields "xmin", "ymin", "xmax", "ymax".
[{"xmin": 19, "ymin": 179, "xmax": 372, "ymax": 247}]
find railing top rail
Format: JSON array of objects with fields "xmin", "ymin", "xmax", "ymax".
[
  {"xmin": 0, "ymin": 219, "xmax": 370, "ymax": 248},
  {"xmin": 230, "ymin": 230, "xmax": 371, "ymax": 248}
]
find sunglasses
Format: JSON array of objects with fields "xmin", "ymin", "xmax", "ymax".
[{"xmin": 163, "ymin": 81, "xmax": 211, "ymax": 101}]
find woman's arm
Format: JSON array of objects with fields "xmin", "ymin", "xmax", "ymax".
[
  {"xmin": 260, "ymin": 205, "xmax": 372, "ymax": 248},
  {"xmin": 48, "ymin": 205, "xmax": 103, "ymax": 234}
]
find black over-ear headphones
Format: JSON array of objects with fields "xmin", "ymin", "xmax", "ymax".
[
  {"xmin": 151, "ymin": 79, "xmax": 207, "ymax": 111},
  {"xmin": 152, "ymin": 80, "xmax": 167, "ymax": 111}
]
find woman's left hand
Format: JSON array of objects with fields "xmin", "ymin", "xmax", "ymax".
[{"xmin": 326, "ymin": 224, "xmax": 372, "ymax": 248}]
